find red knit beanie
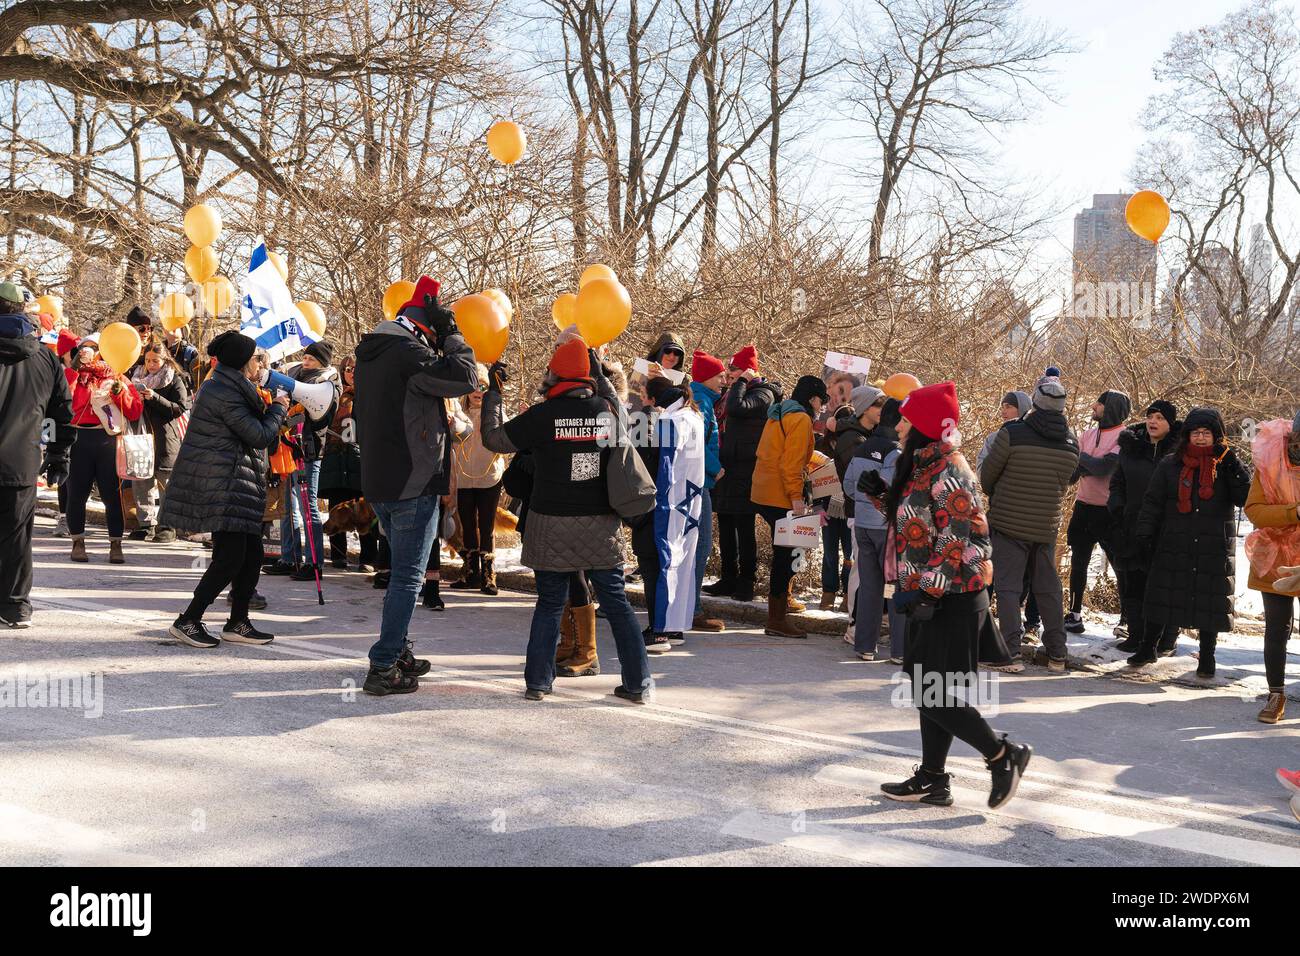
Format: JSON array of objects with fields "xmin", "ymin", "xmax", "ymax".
[
  {"xmin": 400, "ymin": 275, "xmax": 441, "ymax": 315},
  {"xmin": 729, "ymin": 344, "xmax": 758, "ymax": 373},
  {"xmin": 547, "ymin": 336, "xmax": 592, "ymax": 397},
  {"xmin": 691, "ymin": 349, "xmax": 725, "ymax": 383},
  {"xmin": 900, "ymin": 380, "xmax": 959, "ymax": 441},
  {"xmin": 56, "ymin": 328, "xmax": 79, "ymax": 357}
]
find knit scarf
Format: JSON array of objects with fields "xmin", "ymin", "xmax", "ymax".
[
  {"xmin": 1178, "ymin": 443, "xmax": 1221, "ymax": 513},
  {"xmin": 76, "ymin": 360, "xmax": 114, "ymax": 391},
  {"xmin": 131, "ymin": 363, "xmax": 174, "ymax": 391}
]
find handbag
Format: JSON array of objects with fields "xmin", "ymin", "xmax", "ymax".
[{"xmin": 116, "ymin": 418, "xmax": 155, "ymax": 480}]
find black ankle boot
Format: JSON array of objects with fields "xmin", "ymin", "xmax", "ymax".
[{"xmin": 421, "ymin": 579, "xmax": 444, "ymax": 610}]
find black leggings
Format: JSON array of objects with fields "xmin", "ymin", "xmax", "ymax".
[
  {"xmin": 920, "ymin": 706, "xmax": 1003, "ymax": 773},
  {"xmin": 716, "ymin": 511, "xmax": 758, "ymax": 582},
  {"xmin": 458, "ymin": 482, "xmax": 502, "ymax": 554},
  {"xmin": 66, "ymin": 427, "xmax": 124, "ymax": 538},
  {"xmin": 631, "ymin": 520, "xmax": 659, "ymax": 624},
  {"xmin": 758, "ymin": 505, "xmax": 796, "ymax": 602},
  {"xmin": 182, "ymin": 531, "xmax": 262, "ymax": 623},
  {"xmin": 1263, "ymin": 592, "xmax": 1297, "ymax": 689},
  {"xmin": 1067, "ymin": 502, "xmax": 1119, "ymax": 612}
]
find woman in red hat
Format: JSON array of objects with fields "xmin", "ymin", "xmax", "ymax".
[{"xmin": 879, "ymin": 381, "xmax": 1033, "ymax": 810}]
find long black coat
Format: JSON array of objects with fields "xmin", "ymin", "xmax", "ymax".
[
  {"xmin": 136, "ymin": 372, "xmax": 190, "ymax": 472},
  {"xmin": 159, "ymin": 364, "xmax": 287, "ymax": 535},
  {"xmin": 1135, "ymin": 448, "xmax": 1250, "ymax": 633},
  {"xmin": 1107, "ymin": 421, "xmax": 1179, "ymax": 568},
  {"xmin": 713, "ymin": 377, "xmax": 782, "ymax": 514}
]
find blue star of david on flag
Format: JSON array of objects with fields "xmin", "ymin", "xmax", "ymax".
[{"xmin": 676, "ymin": 480, "xmax": 702, "ymax": 535}]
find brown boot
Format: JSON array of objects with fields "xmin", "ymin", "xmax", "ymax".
[
  {"xmin": 554, "ymin": 602, "xmax": 577, "ymax": 667},
  {"xmin": 557, "ymin": 604, "xmax": 600, "ymax": 676},
  {"xmin": 787, "ymin": 581, "xmax": 806, "ymax": 614},
  {"xmin": 1258, "ymin": 691, "xmax": 1287, "ymax": 724},
  {"xmin": 109, "ymin": 537, "xmax": 125, "ymax": 564},
  {"xmin": 70, "ymin": 536, "xmax": 88, "ymax": 563},
  {"xmin": 479, "ymin": 552, "xmax": 498, "ymax": 596},
  {"xmin": 819, "ymin": 591, "xmax": 836, "ymax": 611},
  {"xmin": 692, "ymin": 614, "xmax": 725, "ymax": 632},
  {"xmin": 765, "ymin": 593, "xmax": 807, "ymax": 638}
]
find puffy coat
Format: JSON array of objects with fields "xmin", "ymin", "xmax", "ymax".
[
  {"xmin": 979, "ymin": 409, "xmax": 1080, "ymax": 545},
  {"xmin": 1136, "ymin": 448, "xmax": 1251, "ymax": 633},
  {"xmin": 1107, "ymin": 421, "xmax": 1180, "ymax": 567},
  {"xmin": 843, "ymin": 425, "xmax": 899, "ymax": 532},
  {"xmin": 689, "ymin": 380, "xmax": 722, "ymax": 490},
  {"xmin": 454, "ymin": 402, "xmax": 506, "ymax": 490},
  {"xmin": 0, "ymin": 331, "xmax": 74, "ymax": 486},
  {"xmin": 714, "ymin": 377, "xmax": 782, "ymax": 513},
  {"xmin": 134, "ymin": 369, "xmax": 190, "ymax": 472},
  {"xmin": 159, "ymin": 364, "xmax": 287, "ymax": 535},
  {"xmin": 1244, "ymin": 470, "xmax": 1300, "ymax": 595},
  {"xmin": 751, "ymin": 399, "xmax": 815, "ymax": 510}
]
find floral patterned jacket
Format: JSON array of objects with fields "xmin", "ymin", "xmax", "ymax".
[{"xmin": 893, "ymin": 439, "xmax": 994, "ymax": 598}]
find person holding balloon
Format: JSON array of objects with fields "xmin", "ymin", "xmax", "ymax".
[
  {"xmin": 128, "ymin": 342, "xmax": 191, "ymax": 544},
  {"xmin": 65, "ymin": 327, "xmax": 143, "ymax": 564}
]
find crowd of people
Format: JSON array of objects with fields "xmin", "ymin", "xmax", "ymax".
[{"xmin": 2, "ymin": 274, "xmax": 1299, "ymax": 811}]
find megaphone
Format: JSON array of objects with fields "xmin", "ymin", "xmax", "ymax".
[{"xmin": 260, "ymin": 368, "xmax": 335, "ymax": 421}]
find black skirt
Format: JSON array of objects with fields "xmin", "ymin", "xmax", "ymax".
[{"xmin": 903, "ymin": 590, "xmax": 991, "ymax": 682}]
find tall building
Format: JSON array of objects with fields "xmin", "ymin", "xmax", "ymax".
[{"xmin": 1070, "ymin": 193, "xmax": 1159, "ymax": 324}]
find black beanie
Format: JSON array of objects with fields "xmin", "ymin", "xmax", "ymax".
[
  {"xmin": 647, "ymin": 376, "xmax": 687, "ymax": 409},
  {"xmin": 305, "ymin": 340, "xmax": 333, "ymax": 365},
  {"xmin": 1145, "ymin": 399, "xmax": 1178, "ymax": 427},
  {"xmin": 879, "ymin": 397, "xmax": 903, "ymax": 430},
  {"xmin": 207, "ymin": 330, "xmax": 257, "ymax": 369},
  {"xmin": 126, "ymin": 306, "xmax": 151, "ymax": 328},
  {"xmin": 792, "ymin": 374, "xmax": 829, "ymax": 408},
  {"xmin": 1182, "ymin": 406, "xmax": 1225, "ymax": 442}
]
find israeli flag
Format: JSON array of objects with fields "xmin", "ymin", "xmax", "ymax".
[
  {"xmin": 651, "ymin": 399, "xmax": 706, "ymax": 634},
  {"xmin": 238, "ymin": 237, "xmax": 319, "ymax": 362}
]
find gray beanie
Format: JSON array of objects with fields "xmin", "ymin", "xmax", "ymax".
[
  {"xmin": 1002, "ymin": 390, "xmax": 1031, "ymax": 417},
  {"xmin": 850, "ymin": 384, "xmax": 885, "ymax": 417},
  {"xmin": 1032, "ymin": 375, "xmax": 1067, "ymax": 413}
]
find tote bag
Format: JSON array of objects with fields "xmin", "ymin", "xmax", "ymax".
[{"xmin": 116, "ymin": 418, "xmax": 155, "ymax": 481}]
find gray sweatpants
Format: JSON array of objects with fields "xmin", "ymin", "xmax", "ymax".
[
  {"xmin": 854, "ymin": 525, "xmax": 906, "ymax": 657},
  {"xmin": 991, "ymin": 530, "xmax": 1067, "ymax": 660}
]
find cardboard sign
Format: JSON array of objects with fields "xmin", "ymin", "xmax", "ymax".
[
  {"xmin": 824, "ymin": 351, "xmax": 872, "ymax": 379},
  {"xmin": 633, "ymin": 357, "xmax": 685, "ymax": 385}
]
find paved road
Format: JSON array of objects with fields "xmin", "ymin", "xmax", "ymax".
[{"xmin": 2, "ymin": 518, "xmax": 1298, "ymax": 866}]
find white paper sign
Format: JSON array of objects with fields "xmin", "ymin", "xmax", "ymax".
[
  {"xmin": 633, "ymin": 357, "xmax": 685, "ymax": 385},
  {"xmin": 824, "ymin": 351, "xmax": 872, "ymax": 378}
]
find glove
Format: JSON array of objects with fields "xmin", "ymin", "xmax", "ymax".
[
  {"xmin": 1274, "ymin": 565, "xmax": 1300, "ymax": 594},
  {"xmin": 424, "ymin": 293, "xmax": 457, "ymax": 342},
  {"xmin": 857, "ymin": 468, "xmax": 887, "ymax": 497},
  {"xmin": 488, "ymin": 361, "xmax": 510, "ymax": 393},
  {"xmin": 41, "ymin": 456, "xmax": 68, "ymax": 489}
]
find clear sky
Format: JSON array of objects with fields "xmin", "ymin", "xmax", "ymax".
[{"xmin": 1000, "ymin": 0, "xmax": 1246, "ymax": 291}]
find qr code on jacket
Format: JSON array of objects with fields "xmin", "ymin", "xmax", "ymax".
[{"xmin": 571, "ymin": 452, "xmax": 600, "ymax": 482}]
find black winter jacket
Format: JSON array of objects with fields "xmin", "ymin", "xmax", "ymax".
[
  {"xmin": 353, "ymin": 321, "xmax": 478, "ymax": 503},
  {"xmin": 136, "ymin": 371, "xmax": 190, "ymax": 472},
  {"xmin": 1107, "ymin": 421, "xmax": 1180, "ymax": 567},
  {"xmin": 0, "ymin": 330, "xmax": 74, "ymax": 486},
  {"xmin": 158, "ymin": 365, "xmax": 287, "ymax": 535},
  {"xmin": 714, "ymin": 377, "xmax": 782, "ymax": 514},
  {"xmin": 1136, "ymin": 447, "xmax": 1251, "ymax": 633},
  {"xmin": 281, "ymin": 362, "xmax": 338, "ymax": 463}
]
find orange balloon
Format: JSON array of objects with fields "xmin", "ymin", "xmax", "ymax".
[
  {"xmin": 36, "ymin": 294, "xmax": 63, "ymax": 323},
  {"xmin": 552, "ymin": 292, "xmax": 577, "ymax": 331},
  {"xmin": 882, "ymin": 372, "xmax": 922, "ymax": 401},
  {"xmin": 453, "ymin": 294, "xmax": 509, "ymax": 363},
  {"xmin": 383, "ymin": 280, "xmax": 416, "ymax": 322},
  {"xmin": 579, "ymin": 264, "xmax": 618, "ymax": 288},
  {"xmin": 184, "ymin": 245, "xmax": 218, "ymax": 284},
  {"xmin": 486, "ymin": 121, "xmax": 526, "ymax": 165},
  {"xmin": 99, "ymin": 322, "xmax": 142, "ymax": 375},
  {"xmin": 1125, "ymin": 190, "xmax": 1170, "ymax": 243},
  {"xmin": 297, "ymin": 300, "xmax": 326, "ymax": 337},
  {"xmin": 267, "ymin": 250, "xmax": 288, "ymax": 282},
  {"xmin": 183, "ymin": 204, "xmax": 222, "ymax": 247},
  {"xmin": 200, "ymin": 276, "xmax": 236, "ymax": 317},
  {"xmin": 575, "ymin": 278, "xmax": 631, "ymax": 348},
  {"xmin": 159, "ymin": 292, "xmax": 195, "ymax": 331},
  {"xmin": 481, "ymin": 287, "xmax": 513, "ymax": 322}
]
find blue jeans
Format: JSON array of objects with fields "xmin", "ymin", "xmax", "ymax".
[
  {"xmin": 692, "ymin": 488, "xmax": 713, "ymax": 618},
  {"xmin": 281, "ymin": 460, "xmax": 323, "ymax": 567},
  {"xmin": 854, "ymin": 526, "xmax": 906, "ymax": 657},
  {"xmin": 527, "ymin": 567, "xmax": 651, "ymax": 695},
  {"xmin": 368, "ymin": 496, "xmax": 439, "ymax": 668},
  {"xmin": 821, "ymin": 516, "xmax": 852, "ymax": 592}
]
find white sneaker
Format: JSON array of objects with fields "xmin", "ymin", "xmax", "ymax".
[{"xmin": 53, "ymin": 515, "xmax": 68, "ymax": 537}]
